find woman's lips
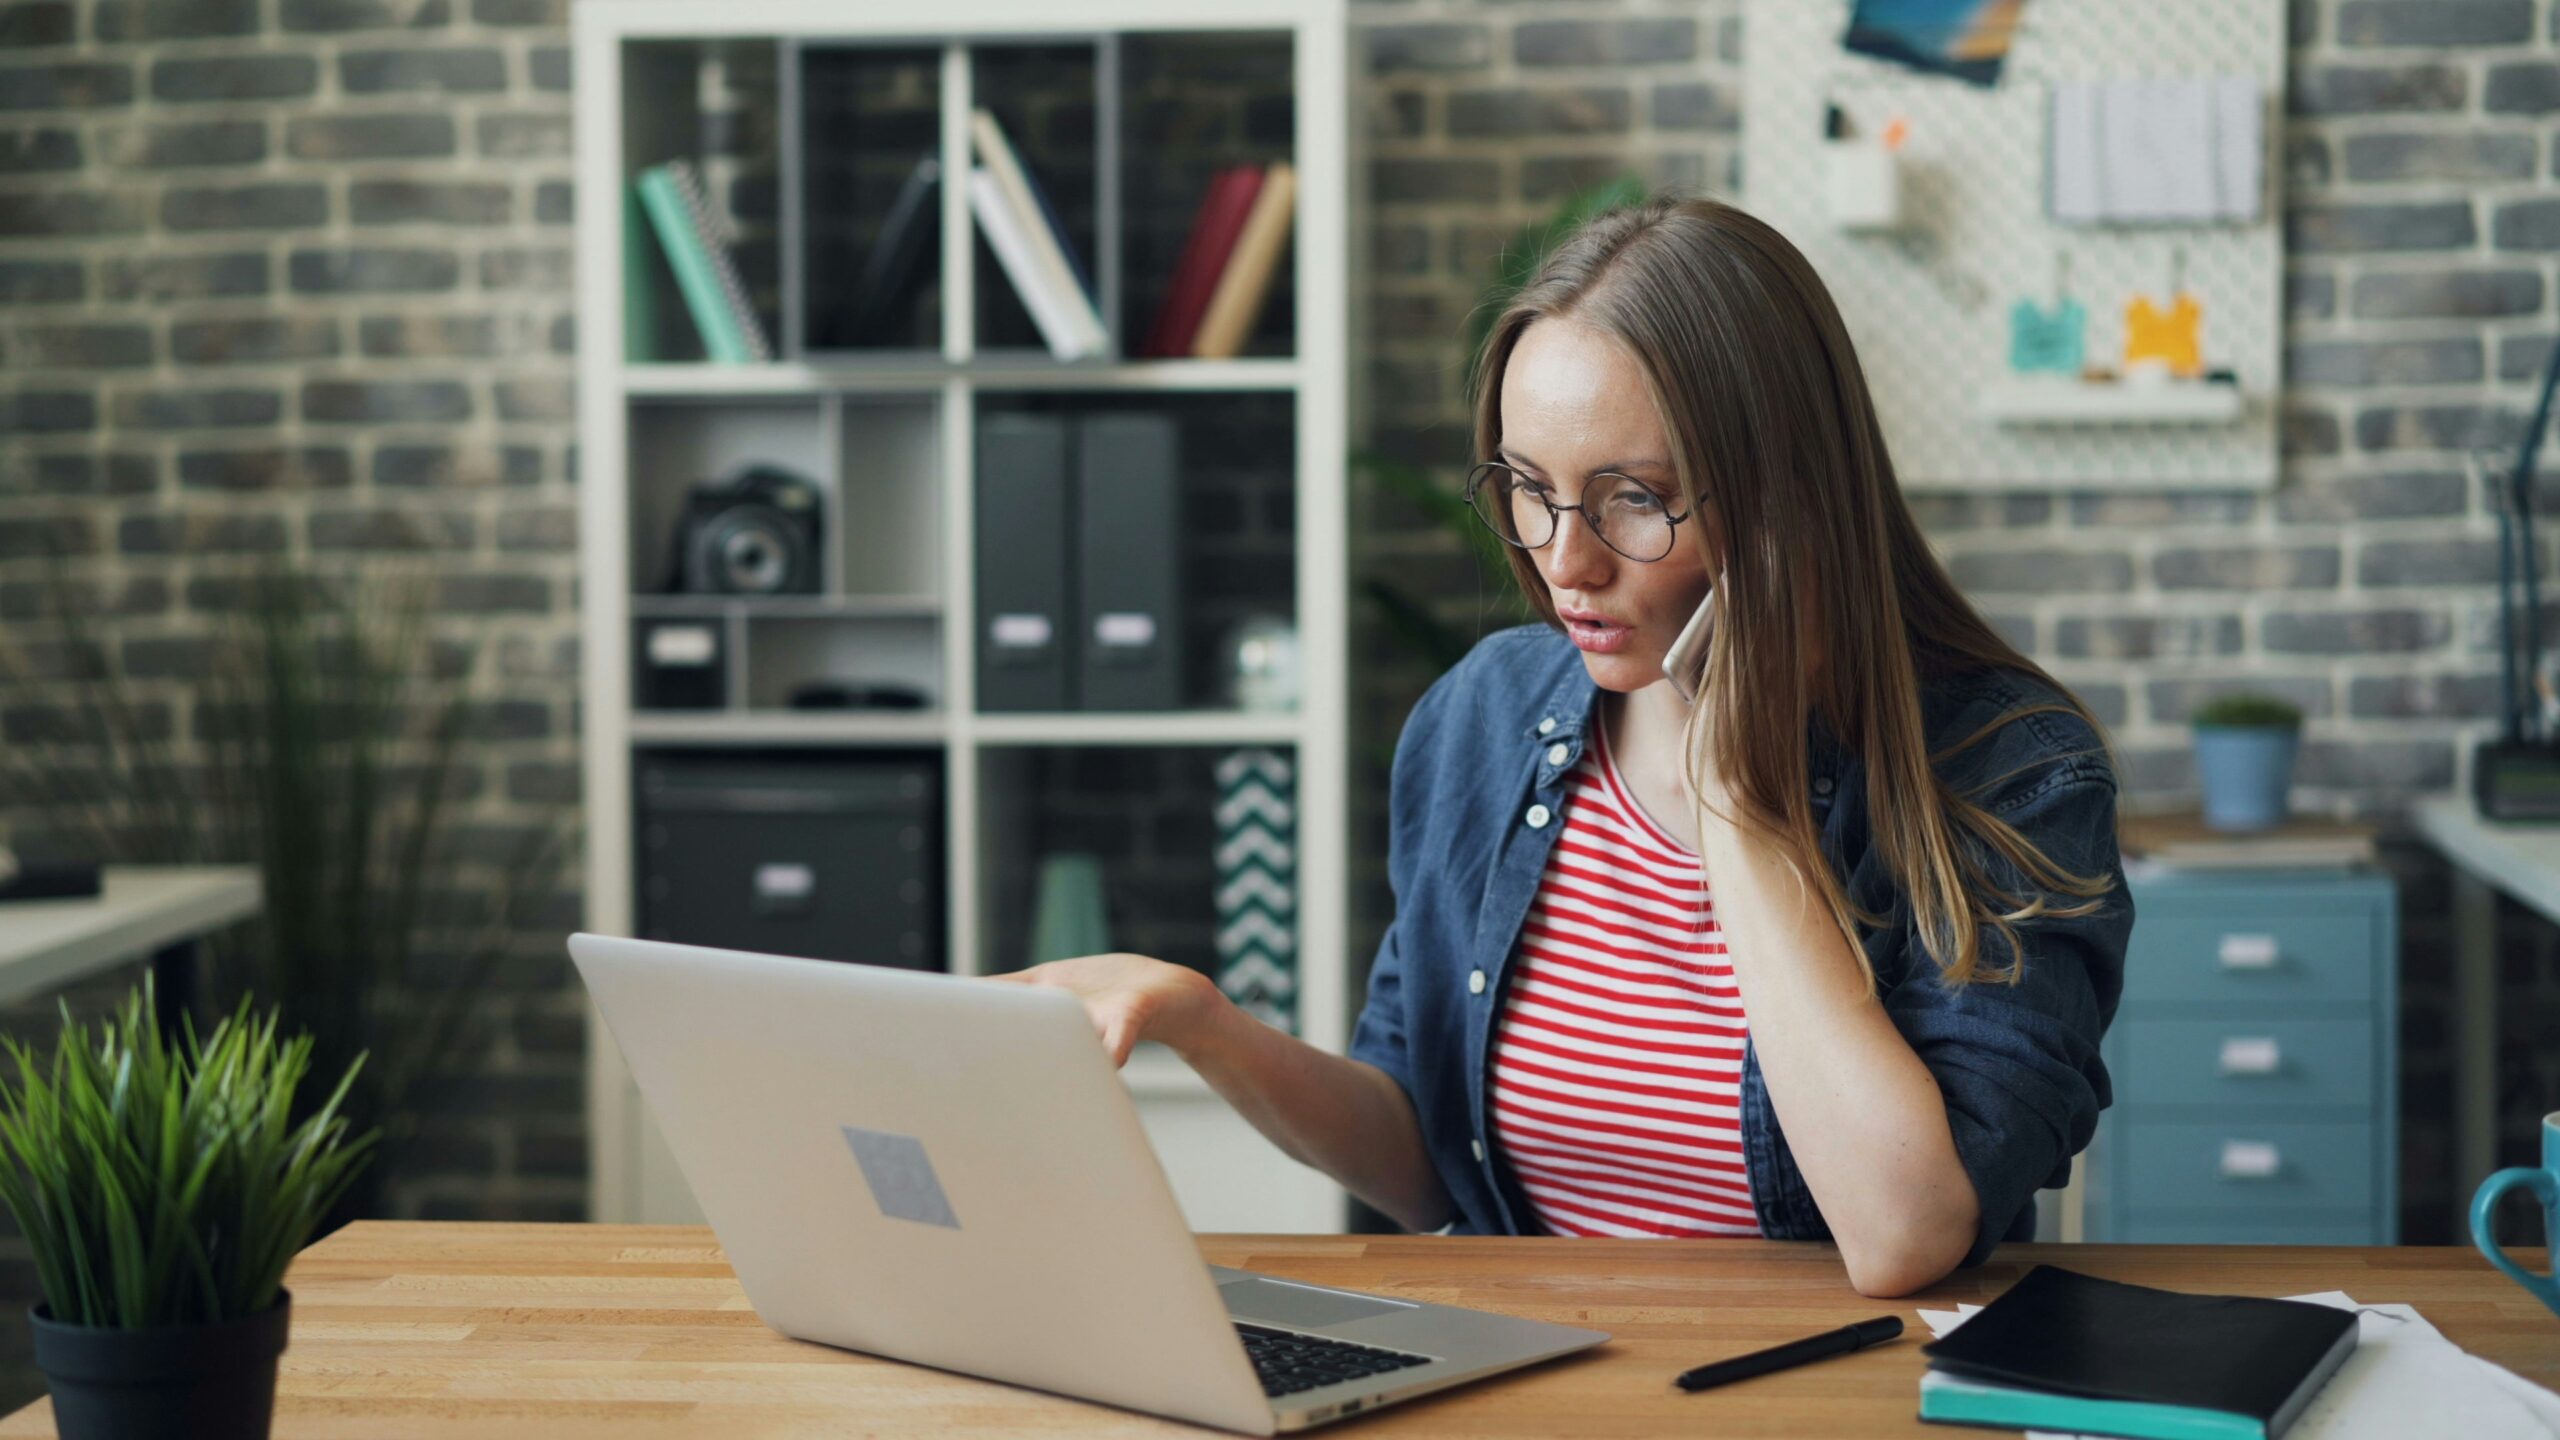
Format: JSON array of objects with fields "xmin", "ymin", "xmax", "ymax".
[{"xmin": 1564, "ymin": 612, "xmax": 1634, "ymax": 653}]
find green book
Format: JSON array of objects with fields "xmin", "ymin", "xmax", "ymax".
[
  {"xmin": 632, "ymin": 160, "xmax": 770, "ymax": 365},
  {"xmin": 623, "ymin": 185, "xmax": 661, "ymax": 363}
]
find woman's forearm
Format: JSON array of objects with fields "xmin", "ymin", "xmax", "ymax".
[
  {"xmin": 1698, "ymin": 819, "xmax": 1979, "ymax": 1296},
  {"xmin": 1169, "ymin": 996, "xmax": 1455, "ymax": 1234}
]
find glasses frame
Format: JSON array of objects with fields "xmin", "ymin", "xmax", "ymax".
[{"xmin": 1463, "ymin": 461, "xmax": 1695, "ymax": 564}]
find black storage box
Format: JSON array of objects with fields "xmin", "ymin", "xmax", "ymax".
[{"xmin": 637, "ymin": 750, "xmax": 942, "ymax": 970}]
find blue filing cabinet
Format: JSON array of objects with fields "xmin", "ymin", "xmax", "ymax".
[{"xmin": 2083, "ymin": 868, "xmax": 2399, "ymax": 1244}]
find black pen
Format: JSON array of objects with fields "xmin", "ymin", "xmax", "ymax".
[{"xmin": 1673, "ymin": 1315, "xmax": 1904, "ymax": 1392}]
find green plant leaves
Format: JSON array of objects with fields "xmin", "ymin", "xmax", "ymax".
[{"xmin": 0, "ymin": 978, "xmax": 376, "ymax": 1328}]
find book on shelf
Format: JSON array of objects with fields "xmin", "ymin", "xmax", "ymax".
[
  {"xmin": 1140, "ymin": 164, "xmax": 1263, "ymax": 359},
  {"xmin": 2119, "ymin": 811, "xmax": 2377, "ymax": 871},
  {"xmin": 968, "ymin": 108, "xmax": 1106, "ymax": 358},
  {"xmin": 845, "ymin": 155, "xmax": 940, "ymax": 348},
  {"xmin": 632, "ymin": 159, "xmax": 773, "ymax": 365},
  {"xmin": 969, "ymin": 168, "xmax": 1091, "ymax": 360},
  {"xmin": 1017, "ymin": 150, "xmax": 1096, "ymax": 306},
  {"xmin": 624, "ymin": 185, "xmax": 663, "ymax": 362},
  {"xmin": 1190, "ymin": 161, "xmax": 1295, "ymax": 360}
]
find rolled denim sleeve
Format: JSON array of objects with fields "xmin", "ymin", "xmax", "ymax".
[
  {"xmin": 1881, "ymin": 773, "xmax": 2131, "ymax": 1268},
  {"xmin": 1348, "ymin": 918, "xmax": 1416, "ymax": 1099},
  {"xmin": 1346, "ymin": 663, "xmax": 1459, "ymax": 1103}
]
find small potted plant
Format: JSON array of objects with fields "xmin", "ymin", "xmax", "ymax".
[
  {"xmin": 0, "ymin": 980, "xmax": 374, "ymax": 1440},
  {"xmin": 2190, "ymin": 692, "xmax": 2304, "ymax": 832}
]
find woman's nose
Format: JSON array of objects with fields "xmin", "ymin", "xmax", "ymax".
[{"xmin": 1540, "ymin": 508, "xmax": 1615, "ymax": 592}]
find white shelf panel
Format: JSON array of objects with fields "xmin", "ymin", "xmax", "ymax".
[
  {"xmin": 625, "ymin": 358, "xmax": 1303, "ymax": 397},
  {"xmin": 1120, "ymin": 1043, "xmax": 1212, "ymax": 1097},
  {"xmin": 595, "ymin": 0, "xmax": 1331, "ymax": 41},
  {"xmin": 1978, "ymin": 378, "xmax": 2248, "ymax": 426},
  {"xmin": 630, "ymin": 593, "xmax": 942, "ymax": 619},
  {"xmin": 628, "ymin": 712, "xmax": 947, "ymax": 745},
  {"xmin": 969, "ymin": 711, "xmax": 1303, "ymax": 747}
]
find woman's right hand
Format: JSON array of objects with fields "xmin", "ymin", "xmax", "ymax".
[{"xmin": 987, "ymin": 953, "xmax": 1225, "ymax": 1068}]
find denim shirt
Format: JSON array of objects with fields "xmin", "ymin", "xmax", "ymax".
[{"xmin": 1348, "ymin": 624, "xmax": 2132, "ymax": 1267}]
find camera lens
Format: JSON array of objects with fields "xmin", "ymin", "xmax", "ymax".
[{"xmin": 720, "ymin": 526, "xmax": 787, "ymax": 592}]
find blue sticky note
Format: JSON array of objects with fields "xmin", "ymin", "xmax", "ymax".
[{"xmin": 2008, "ymin": 296, "xmax": 2086, "ymax": 375}]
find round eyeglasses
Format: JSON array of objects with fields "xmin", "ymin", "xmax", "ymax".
[{"xmin": 1464, "ymin": 461, "xmax": 1693, "ymax": 564}]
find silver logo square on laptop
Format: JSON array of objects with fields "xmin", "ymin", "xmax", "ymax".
[{"xmin": 841, "ymin": 1126, "xmax": 961, "ymax": 1229}]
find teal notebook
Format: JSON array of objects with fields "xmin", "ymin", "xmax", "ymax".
[
  {"xmin": 1917, "ymin": 1266, "xmax": 2357, "ymax": 1440},
  {"xmin": 1921, "ymin": 1368, "xmax": 2271, "ymax": 1439},
  {"xmin": 633, "ymin": 160, "xmax": 770, "ymax": 364}
]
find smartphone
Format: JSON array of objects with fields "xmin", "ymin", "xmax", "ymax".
[{"xmin": 1663, "ymin": 586, "xmax": 1716, "ymax": 704}]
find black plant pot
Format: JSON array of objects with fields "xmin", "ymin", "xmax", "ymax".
[{"xmin": 29, "ymin": 1291, "xmax": 290, "ymax": 1440}]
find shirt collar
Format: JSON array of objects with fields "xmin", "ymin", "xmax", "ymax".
[{"xmin": 1518, "ymin": 630, "xmax": 1851, "ymax": 792}]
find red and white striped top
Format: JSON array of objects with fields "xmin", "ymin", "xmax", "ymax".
[{"xmin": 1487, "ymin": 719, "xmax": 1762, "ymax": 1238}]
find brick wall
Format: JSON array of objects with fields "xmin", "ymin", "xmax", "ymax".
[
  {"xmin": 0, "ymin": 3, "xmax": 2555, "ymax": 1401},
  {"xmin": 0, "ymin": 0, "xmax": 585, "ymax": 1208}
]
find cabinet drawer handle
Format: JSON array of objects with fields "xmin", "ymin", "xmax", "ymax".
[
  {"xmin": 2217, "ymin": 1036, "xmax": 2282, "ymax": 1075},
  {"xmin": 2219, "ymin": 1140, "xmax": 2281, "ymax": 1179},
  {"xmin": 2216, "ymin": 933, "xmax": 2280, "ymax": 970}
]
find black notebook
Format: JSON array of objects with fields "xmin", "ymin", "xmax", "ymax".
[{"xmin": 1918, "ymin": 1265, "xmax": 2358, "ymax": 1440}]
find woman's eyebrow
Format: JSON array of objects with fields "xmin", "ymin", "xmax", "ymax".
[{"xmin": 1496, "ymin": 447, "xmax": 1672, "ymax": 476}]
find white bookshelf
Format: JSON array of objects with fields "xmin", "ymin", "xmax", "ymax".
[{"xmin": 576, "ymin": 0, "xmax": 1350, "ymax": 1234}]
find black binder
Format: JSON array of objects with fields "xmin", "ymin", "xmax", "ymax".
[
  {"xmin": 1074, "ymin": 412, "xmax": 1182, "ymax": 711},
  {"xmin": 974, "ymin": 412, "xmax": 1072, "ymax": 711}
]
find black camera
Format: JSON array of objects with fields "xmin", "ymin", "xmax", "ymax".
[{"xmin": 667, "ymin": 464, "xmax": 824, "ymax": 595}]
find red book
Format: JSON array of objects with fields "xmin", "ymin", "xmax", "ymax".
[{"xmin": 1141, "ymin": 165, "xmax": 1266, "ymax": 359}]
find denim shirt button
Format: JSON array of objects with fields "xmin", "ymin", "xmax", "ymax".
[
  {"xmin": 1537, "ymin": 716, "xmax": 1557, "ymax": 735},
  {"xmin": 1525, "ymin": 803, "xmax": 1552, "ymax": 829},
  {"xmin": 1545, "ymin": 743, "xmax": 1570, "ymax": 767},
  {"xmin": 1814, "ymin": 776, "xmax": 1834, "ymax": 795},
  {"xmin": 1468, "ymin": 968, "xmax": 1486, "ymax": 996},
  {"xmin": 1470, "ymin": 1138, "xmax": 1486, "ymax": 1163}
]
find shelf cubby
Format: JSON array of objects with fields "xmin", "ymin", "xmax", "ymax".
[
  {"xmin": 975, "ymin": 746, "xmax": 1240, "ymax": 981},
  {"xmin": 836, "ymin": 394, "xmax": 942, "ymax": 599},
  {"xmin": 620, "ymin": 38, "xmax": 784, "ymax": 364},
  {"xmin": 744, "ymin": 614, "xmax": 941, "ymax": 712},
  {"xmin": 972, "ymin": 388, "xmax": 1296, "ymax": 714},
  {"xmin": 1118, "ymin": 30, "xmax": 1296, "ymax": 361},
  {"xmin": 968, "ymin": 41, "xmax": 1106, "ymax": 359},
  {"xmin": 794, "ymin": 43, "xmax": 944, "ymax": 356},
  {"xmin": 626, "ymin": 399, "xmax": 828, "ymax": 598}
]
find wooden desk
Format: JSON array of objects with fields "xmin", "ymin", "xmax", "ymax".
[{"xmin": 4, "ymin": 1223, "xmax": 2549, "ymax": 1437}]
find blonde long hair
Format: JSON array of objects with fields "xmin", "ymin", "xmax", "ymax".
[{"xmin": 1471, "ymin": 196, "xmax": 2116, "ymax": 991}]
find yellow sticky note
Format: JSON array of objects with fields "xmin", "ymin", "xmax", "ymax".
[{"xmin": 2122, "ymin": 293, "xmax": 2203, "ymax": 377}]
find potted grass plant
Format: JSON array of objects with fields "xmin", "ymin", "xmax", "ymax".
[
  {"xmin": 2190, "ymin": 692, "xmax": 2304, "ymax": 832},
  {"xmin": 0, "ymin": 979, "xmax": 375, "ymax": 1440}
]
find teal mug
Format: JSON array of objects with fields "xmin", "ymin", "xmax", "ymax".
[{"xmin": 2472, "ymin": 1110, "xmax": 2560, "ymax": 1318}]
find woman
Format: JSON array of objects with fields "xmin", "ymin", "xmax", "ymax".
[{"xmin": 1000, "ymin": 196, "xmax": 2131, "ymax": 1299}]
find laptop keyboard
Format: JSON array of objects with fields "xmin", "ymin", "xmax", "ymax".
[{"xmin": 1236, "ymin": 1322, "xmax": 1432, "ymax": 1397}]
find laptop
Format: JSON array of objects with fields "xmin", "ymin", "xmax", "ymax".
[{"xmin": 569, "ymin": 933, "xmax": 1609, "ymax": 1434}]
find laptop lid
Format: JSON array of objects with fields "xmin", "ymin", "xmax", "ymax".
[{"xmin": 569, "ymin": 933, "xmax": 1277, "ymax": 1436}]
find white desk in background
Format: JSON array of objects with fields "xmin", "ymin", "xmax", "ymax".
[
  {"xmin": 2410, "ymin": 796, "xmax": 2560, "ymax": 1196},
  {"xmin": 0, "ymin": 865, "xmax": 261, "ymax": 1015}
]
